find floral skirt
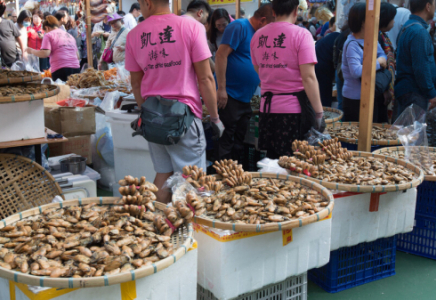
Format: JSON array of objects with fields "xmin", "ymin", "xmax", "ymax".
[{"xmin": 258, "ymin": 113, "xmax": 303, "ymax": 159}]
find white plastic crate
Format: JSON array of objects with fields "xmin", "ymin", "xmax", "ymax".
[
  {"xmin": 330, "ymin": 188, "xmax": 417, "ymax": 251},
  {"xmin": 0, "ymin": 246, "xmax": 197, "ymax": 300},
  {"xmin": 197, "ymin": 272, "xmax": 307, "ymax": 300},
  {"xmin": 195, "ymin": 216, "xmax": 331, "ymax": 300}
]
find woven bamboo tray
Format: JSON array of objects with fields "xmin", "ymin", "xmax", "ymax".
[
  {"xmin": 373, "ymin": 146, "xmax": 436, "ymax": 182},
  {"xmin": 0, "ymin": 154, "xmax": 63, "ymax": 220},
  {"xmin": 323, "ymin": 107, "xmax": 343, "ymax": 124},
  {"xmin": 0, "ymin": 197, "xmax": 194, "ymax": 288},
  {"xmin": 288, "ymin": 151, "xmax": 425, "ymax": 193},
  {"xmin": 180, "ymin": 172, "xmax": 334, "ymax": 232},
  {"xmin": 326, "ymin": 122, "xmax": 401, "ymax": 146},
  {"xmin": 0, "ymin": 83, "xmax": 59, "ymax": 103},
  {"xmin": 0, "ymin": 72, "xmax": 42, "ymax": 85}
]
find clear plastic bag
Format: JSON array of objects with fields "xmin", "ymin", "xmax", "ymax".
[
  {"xmin": 392, "ymin": 104, "xmax": 434, "ymax": 175},
  {"xmin": 115, "ymin": 62, "xmax": 130, "ymax": 83},
  {"xmin": 305, "ymin": 127, "xmax": 332, "ymax": 146},
  {"xmin": 256, "ymin": 158, "xmax": 288, "ymax": 175},
  {"xmin": 11, "ymin": 54, "xmax": 40, "ymax": 73}
]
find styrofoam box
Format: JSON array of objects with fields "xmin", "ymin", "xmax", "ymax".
[
  {"xmin": 0, "ymin": 100, "xmax": 45, "ymax": 143},
  {"xmin": 330, "ymin": 188, "xmax": 417, "ymax": 251},
  {"xmin": 195, "ymin": 217, "xmax": 331, "ymax": 300},
  {"xmin": 113, "ymin": 148, "xmax": 156, "ymax": 197},
  {"xmin": 106, "ymin": 112, "xmax": 149, "ymax": 151},
  {"xmin": 0, "ymin": 247, "xmax": 197, "ymax": 300}
]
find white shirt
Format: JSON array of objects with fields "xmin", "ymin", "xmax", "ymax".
[
  {"xmin": 123, "ymin": 13, "xmax": 137, "ymax": 30},
  {"xmin": 386, "ymin": 7, "xmax": 411, "ymax": 50}
]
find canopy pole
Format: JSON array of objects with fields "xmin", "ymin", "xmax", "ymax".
[
  {"xmin": 235, "ymin": 0, "xmax": 240, "ymax": 19},
  {"xmin": 173, "ymin": 0, "xmax": 181, "ymax": 15},
  {"xmin": 357, "ymin": 0, "xmax": 381, "ymax": 152},
  {"xmin": 86, "ymin": 0, "xmax": 93, "ymax": 69}
]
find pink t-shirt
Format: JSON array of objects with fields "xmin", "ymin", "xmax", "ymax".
[
  {"xmin": 125, "ymin": 14, "xmax": 211, "ymax": 119},
  {"xmin": 251, "ymin": 22, "xmax": 317, "ymax": 114},
  {"xmin": 41, "ymin": 28, "xmax": 80, "ymax": 73}
]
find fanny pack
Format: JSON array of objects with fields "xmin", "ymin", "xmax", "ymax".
[{"xmin": 131, "ymin": 96, "xmax": 195, "ymax": 145}]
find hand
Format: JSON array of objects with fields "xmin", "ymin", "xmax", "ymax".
[
  {"xmin": 429, "ymin": 97, "xmax": 436, "ymax": 110},
  {"xmin": 25, "ymin": 47, "xmax": 33, "ymax": 54},
  {"xmin": 315, "ymin": 112, "xmax": 325, "ymax": 132},
  {"xmin": 91, "ymin": 32, "xmax": 101, "ymax": 37},
  {"xmin": 377, "ymin": 57, "xmax": 387, "ymax": 69},
  {"xmin": 38, "ymin": 32, "xmax": 43, "ymax": 39},
  {"xmin": 217, "ymin": 88, "xmax": 228, "ymax": 109},
  {"xmin": 97, "ymin": 61, "xmax": 102, "ymax": 70},
  {"xmin": 210, "ymin": 119, "xmax": 225, "ymax": 139}
]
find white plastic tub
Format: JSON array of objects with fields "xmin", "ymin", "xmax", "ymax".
[
  {"xmin": 330, "ymin": 188, "xmax": 417, "ymax": 251},
  {"xmin": 0, "ymin": 100, "xmax": 44, "ymax": 143},
  {"xmin": 195, "ymin": 216, "xmax": 331, "ymax": 300}
]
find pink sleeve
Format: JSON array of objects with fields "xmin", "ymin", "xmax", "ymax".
[
  {"xmin": 190, "ymin": 23, "xmax": 212, "ymax": 63},
  {"xmin": 298, "ymin": 31, "xmax": 317, "ymax": 65},
  {"xmin": 125, "ymin": 32, "xmax": 142, "ymax": 72},
  {"xmin": 41, "ymin": 34, "xmax": 51, "ymax": 50},
  {"xmin": 250, "ymin": 35, "xmax": 258, "ymax": 67}
]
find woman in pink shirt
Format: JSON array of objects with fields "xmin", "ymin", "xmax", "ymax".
[
  {"xmin": 250, "ymin": 0, "xmax": 324, "ymax": 158},
  {"xmin": 26, "ymin": 16, "xmax": 80, "ymax": 81}
]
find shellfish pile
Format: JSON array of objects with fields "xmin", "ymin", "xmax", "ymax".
[
  {"xmin": 0, "ymin": 70, "xmax": 38, "ymax": 79},
  {"xmin": 326, "ymin": 124, "xmax": 397, "ymax": 141},
  {"xmin": 379, "ymin": 149, "xmax": 436, "ymax": 176},
  {"xmin": 0, "ymin": 84, "xmax": 55, "ymax": 97},
  {"xmin": 0, "ymin": 176, "xmax": 188, "ymax": 278},
  {"xmin": 67, "ymin": 69, "xmax": 107, "ymax": 88}
]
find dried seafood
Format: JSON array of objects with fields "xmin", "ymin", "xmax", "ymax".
[
  {"xmin": 0, "ymin": 70, "xmax": 38, "ymax": 79},
  {"xmin": 326, "ymin": 124, "xmax": 397, "ymax": 141},
  {"xmin": 0, "ymin": 175, "xmax": 188, "ymax": 278},
  {"xmin": 67, "ymin": 69, "xmax": 107, "ymax": 88},
  {"xmin": 0, "ymin": 84, "xmax": 55, "ymax": 97},
  {"xmin": 379, "ymin": 149, "xmax": 436, "ymax": 175}
]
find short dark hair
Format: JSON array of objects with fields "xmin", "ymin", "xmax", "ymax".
[
  {"xmin": 329, "ymin": 16, "xmax": 335, "ymax": 26},
  {"xmin": 297, "ymin": 16, "xmax": 303, "ymax": 22},
  {"xmin": 348, "ymin": 2, "xmax": 366, "ymax": 33},
  {"xmin": 272, "ymin": 0, "xmax": 299, "ymax": 17},
  {"xmin": 7, "ymin": 13, "xmax": 11, "ymax": 17},
  {"xmin": 129, "ymin": 3, "xmax": 140, "ymax": 13},
  {"xmin": 59, "ymin": 7, "xmax": 69, "ymax": 14},
  {"xmin": 17, "ymin": 10, "xmax": 32, "ymax": 24},
  {"xmin": 379, "ymin": 2, "xmax": 397, "ymax": 29},
  {"xmin": 117, "ymin": 10, "xmax": 126, "ymax": 16},
  {"xmin": 43, "ymin": 12, "xmax": 51, "ymax": 20},
  {"xmin": 409, "ymin": 0, "xmax": 433, "ymax": 13},
  {"xmin": 186, "ymin": 0, "xmax": 212, "ymax": 15},
  {"xmin": 254, "ymin": 3, "xmax": 274, "ymax": 23},
  {"xmin": 138, "ymin": 16, "xmax": 145, "ymax": 22},
  {"xmin": 55, "ymin": 11, "xmax": 66, "ymax": 22}
]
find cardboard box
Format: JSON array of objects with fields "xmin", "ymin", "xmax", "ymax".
[
  {"xmin": 44, "ymin": 105, "xmax": 96, "ymax": 137},
  {"xmin": 49, "ymin": 135, "xmax": 92, "ymax": 164}
]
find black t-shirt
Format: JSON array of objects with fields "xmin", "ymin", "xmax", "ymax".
[
  {"xmin": 315, "ymin": 32, "xmax": 340, "ymax": 75},
  {"xmin": 0, "ymin": 19, "xmax": 21, "ymax": 67}
]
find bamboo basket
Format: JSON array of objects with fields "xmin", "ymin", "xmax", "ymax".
[
  {"xmin": 326, "ymin": 122, "xmax": 401, "ymax": 146},
  {"xmin": 323, "ymin": 107, "xmax": 343, "ymax": 124},
  {"xmin": 373, "ymin": 146, "xmax": 436, "ymax": 182},
  {"xmin": 0, "ymin": 154, "xmax": 63, "ymax": 220},
  {"xmin": 179, "ymin": 172, "xmax": 334, "ymax": 232},
  {"xmin": 0, "ymin": 83, "xmax": 59, "ymax": 103},
  {"xmin": 288, "ymin": 151, "xmax": 425, "ymax": 193},
  {"xmin": 0, "ymin": 72, "xmax": 42, "ymax": 85},
  {"xmin": 0, "ymin": 197, "xmax": 194, "ymax": 288}
]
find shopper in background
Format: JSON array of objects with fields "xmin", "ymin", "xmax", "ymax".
[
  {"xmin": 10, "ymin": 11, "xmax": 17, "ymax": 23},
  {"xmin": 123, "ymin": 3, "xmax": 140, "ymax": 30},
  {"xmin": 251, "ymin": 0, "xmax": 323, "ymax": 158},
  {"xmin": 125, "ymin": 0, "xmax": 223, "ymax": 203},
  {"xmin": 395, "ymin": 0, "xmax": 436, "ymax": 116},
  {"xmin": 207, "ymin": 8, "xmax": 231, "ymax": 61},
  {"xmin": 117, "ymin": 10, "xmax": 126, "ymax": 17},
  {"xmin": 239, "ymin": 8, "xmax": 246, "ymax": 18},
  {"xmin": 27, "ymin": 16, "xmax": 80, "ymax": 81},
  {"xmin": 55, "ymin": 10, "xmax": 68, "ymax": 31},
  {"xmin": 0, "ymin": 2, "xmax": 25, "ymax": 67},
  {"xmin": 15, "ymin": 10, "xmax": 32, "ymax": 59},
  {"xmin": 341, "ymin": 2, "xmax": 387, "ymax": 122},
  {"xmin": 43, "ymin": 12, "xmax": 51, "ymax": 20},
  {"xmin": 309, "ymin": 17, "xmax": 317, "ymax": 38},
  {"xmin": 98, "ymin": 13, "xmax": 129, "ymax": 69},
  {"xmin": 66, "ymin": 16, "xmax": 82, "ymax": 62},
  {"xmin": 315, "ymin": 20, "xmax": 340, "ymax": 107},
  {"xmin": 183, "ymin": 0, "xmax": 212, "ymax": 25},
  {"xmin": 28, "ymin": 10, "xmax": 48, "ymax": 71},
  {"xmin": 333, "ymin": 24, "xmax": 351, "ymax": 111},
  {"xmin": 387, "ymin": 0, "xmax": 411, "ymax": 50},
  {"xmin": 215, "ymin": 4, "xmax": 274, "ymax": 160},
  {"xmin": 378, "ymin": 2, "xmax": 397, "ymax": 122},
  {"xmin": 323, "ymin": 16, "xmax": 336, "ymax": 36}
]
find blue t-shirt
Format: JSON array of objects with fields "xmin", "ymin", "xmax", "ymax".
[{"xmin": 221, "ymin": 19, "xmax": 260, "ymax": 103}]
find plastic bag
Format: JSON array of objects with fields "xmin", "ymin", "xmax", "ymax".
[
  {"xmin": 426, "ymin": 106, "xmax": 436, "ymax": 147},
  {"xmin": 72, "ymin": 86, "xmax": 102, "ymax": 98},
  {"xmin": 392, "ymin": 104, "xmax": 434, "ymax": 175},
  {"xmin": 256, "ymin": 158, "xmax": 288, "ymax": 175},
  {"xmin": 11, "ymin": 54, "xmax": 40, "ymax": 73},
  {"xmin": 56, "ymin": 98, "xmax": 88, "ymax": 107},
  {"xmin": 115, "ymin": 62, "xmax": 130, "ymax": 83},
  {"xmin": 305, "ymin": 127, "xmax": 332, "ymax": 146}
]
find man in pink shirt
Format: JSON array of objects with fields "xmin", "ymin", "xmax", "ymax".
[{"xmin": 125, "ymin": 0, "xmax": 224, "ymax": 203}]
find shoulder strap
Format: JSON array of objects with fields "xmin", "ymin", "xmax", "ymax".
[
  {"xmin": 396, "ymin": 22, "xmax": 423, "ymax": 49},
  {"xmin": 110, "ymin": 27, "xmax": 126, "ymax": 50}
]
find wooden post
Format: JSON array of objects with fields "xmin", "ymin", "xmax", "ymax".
[
  {"xmin": 119, "ymin": 0, "xmax": 122, "ymax": 12},
  {"xmin": 172, "ymin": 0, "xmax": 181, "ymax": 15},
  {"xmin": 85, "ymin": 0, "xmax": 93, "ymax": 68},
  {"xmin": 15, "ymin": 0, "xmax": 19, "ymax": 16},
  {"xmin": 357, "ymin": 0, "xmax": 381, "ymax": 152},
  {"xmin": 235, "ymin": 0, "xmax": 240, "ymax": 19}
]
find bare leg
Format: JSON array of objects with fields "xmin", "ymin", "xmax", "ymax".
[{"xmin": 154, "ymin": 172, "xmax": 174, "ymax": 204}]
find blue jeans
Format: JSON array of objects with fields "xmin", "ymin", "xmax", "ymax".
[{"xmin": 335, "ymin": 70, "xmax": 344, "ymax": 111}]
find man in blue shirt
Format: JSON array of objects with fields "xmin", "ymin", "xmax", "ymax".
[
  {"xmin": 395, "ymin": 0, "xmax": 436, "ymax": 117},
  {"xmin": 215, "ymin": 4, "xmax": 274, "ymax": 160}
]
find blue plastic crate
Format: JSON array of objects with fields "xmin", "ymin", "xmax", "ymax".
[
  {"xmin": 397, "ymin": 214, "xmax": 436, "ymax": 260},
  {"xmin": 415, "ymin": 181, "xmax": 436, "ymax": 218},
  {"xmin": 308, "ymin": 237, "xmax": 396, "ymax": 293}
]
